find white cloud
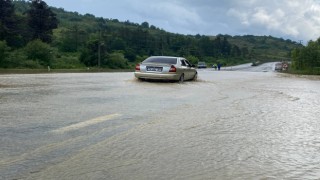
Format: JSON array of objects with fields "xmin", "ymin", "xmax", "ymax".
[
  {"xmin": 227, "ymin": 8, "xmax": 250, "ymax": 26},
  {"xmin": 44, "ymin": 0, "xmax": 320, "ymax": 42},
  {"xmin": 225, "ymin": 0, "xmax": 320, "ymax": 41},
  {"xmin": 126, "ymin": 0, "xmax": 206, "ymax": 34}
]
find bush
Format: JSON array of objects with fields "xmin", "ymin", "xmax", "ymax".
[
  {"xmin": 52, "ymin": 54, "xmax": 85, "ymax": 69},
  {"xmin": 106, "ymin": 52, "xmax": 129, "ymax": 69},
  {"xmin": 135, "ymin": 55, "xmax": 148, "ymax": 63},
  {"xmin": 24, "ymin": 39, "xmax": 54, "ymax": 66},
  {"xmin": 21, "ymin": 60, "xmax": 42, "ymax": 68},
  {"xmin": 1, "ymin": 49, "xmax": 28, "ymax": 68},
  {"xmin": 186, "ymin": 55, "xmax": 199, "ymax": 65}
]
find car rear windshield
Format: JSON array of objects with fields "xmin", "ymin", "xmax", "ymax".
[{"xmin": 143, "ymin": 57, "xmax": 177, "ymax": 64}]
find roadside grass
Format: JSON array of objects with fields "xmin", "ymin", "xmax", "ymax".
[{"xmin": 288, "ymin": 68, "xmax": 320, "ymax": 76}]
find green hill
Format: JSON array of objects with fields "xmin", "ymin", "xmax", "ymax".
[{"xmin": 0, "ymin": 0, "xmax": 303, "ymax": 69}]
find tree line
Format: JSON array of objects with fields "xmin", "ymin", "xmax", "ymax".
[
  {"xmin": 1, "ymin": 0, "xmax": 301, "ymax": 70},
  {"xmin": 291, "ymin": 38, "xmax": 320, "ymax": 75},
  {"xmin": 1, "ymin": 0, "xmax": 57, "ymax": 68}
]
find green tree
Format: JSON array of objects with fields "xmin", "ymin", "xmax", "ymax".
[
  {"xmin": 0, "ymin": 0, "xmax": 22, "ymax": 47},
  {"xmin": 231, "ymin": 45, "xmax": 241, "ymax": 57},
  {"xmin": 27, "ymin": 0, "xmax": 58, "ymax": 43},
  {"xmin": 0, "ymin": 0, "xmax": 14, "ymax": 36},
  {"xmin": 110, "ymin": 37, "xmax": 126, "ymax": 51},
  {"xmin": 124, "ymin": 48, "xmax": 136, "ymax": 62},
  {"xmin": 141, "ymin": 22, "xmax": 149, "ymax": 29},
  {"xmin": 79, "ymin": 35, "xmax": 104, "ymax": 67},
  {"xmin": 198, "ymin": 36, "xmax": 210, "ymax": 56},
  {"xmin": 241, "ymin": 46, "xmax": 249, "ymax": 58},
  {"xmin": 24, "ymin": 39, "xmax": 54, "ymax": 66},
  {"xmin": 186, "ymin": 55, "xmax": 199, "ymax": 65},
  {"xmin": 106, "ymin": 52, "xmax": 128, "ymax": 69},
  {"xmin": 291, "ymin": 38, "xmax": 320, "ymax": 74},
  {"xmin": 221, "ymin": 37, "xmax": 231, "ymax": 57},
  {"xmin": 0, "ymin": 40, "xmax": 10, "ymax": 67},
  {"xmin": 60, "ymin": 24, "xmax": 88, "ymax": 52}
]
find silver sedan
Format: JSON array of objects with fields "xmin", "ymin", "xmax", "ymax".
[{"xmin": 134, "ymin": 56, "xmax": 198, "ymax": 83}]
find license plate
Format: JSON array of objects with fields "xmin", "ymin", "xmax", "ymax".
[{"xmin": 147, "ymin": 67, "xmax": 162, "ymax": 72}]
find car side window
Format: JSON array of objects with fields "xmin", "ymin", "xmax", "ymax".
[
  {"xmin": 185, "ymin": 60, "xmax": 192, "ymax": 67},
  {"xmin": 181, "ymin": 60, "xmax": 187, "ymax": 66}
]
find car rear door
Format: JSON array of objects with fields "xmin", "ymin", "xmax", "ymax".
[{"xmin": 180, "ymin": 59, "xmax": 193, "ymax": 80}]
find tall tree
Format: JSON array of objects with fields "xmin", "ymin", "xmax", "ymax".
[
  {"xmin": 0, "ymin": 40, "xmax": 10, "ymax": 67},
  {"xmin": 27, "ymin": 0, "xmax": 58, "ymax": 43},
  {"xmin": 60, "ymin": 24, "xmax": 88, "ymax": 52},
  {"xmin": 0, "ymin": 0, "xmax": 17, "ymax": 46}
]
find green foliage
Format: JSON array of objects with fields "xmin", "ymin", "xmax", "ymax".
[
  {"xmin": 52, "ymin": 53, "xmax": 85, "ymax": 69},
  {"xmin": 24, "ymin": 39, "xmax": 54, "ymax": 66},
  {"xmin": 106, "ymin": 52, "xmax": 129, "ymax": 69},
  {"xmin": 58, "ymin": 25, "xmax": 88, "ymax": 52},
  {"xmin": 185, "ymin": 55, "xmax": 199, "ymax": 65},
  {"xmin": 0, "ymin": 40, "xmax": 10, "ymax": 67},
  {"xmin": 0, "ymin": 0, "xmax": 15, "ymax": 18},
  {"xmin": 0, "ymin": 0, "xmax": 303, "ymax": 70},
  {"xmin": 79, "ymin": 36, "xmax": 101, "ymax": 67},
  {"xmin": 27, "ymin": 0, "xmax": 58, "ymax": 43},
  {"xmin": 124, "ymin": 48, "xmax": 136, "ymax": 62},
  {"xmin": 110, "ymin": 37, "xmax": 126, "ymax": 51},
  {"xmin": 291, "ymin": 38, "xmax": 320, "ymax": 74},
  {"xmin": 135, "ymin": 55, "xmax": 148, "ymax": 63},
  {"xmin": 0, "ymin": 0, "xmax": 24, "ymax": 47},
  {"xmin": 141, "ymin": 22, "xmax": 149, "ymax": 29},
  {"xmin": 5, "ymin": 49, "xmax": 30, "ymax": 68}
]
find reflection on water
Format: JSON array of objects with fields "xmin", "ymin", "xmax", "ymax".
[{"xmin": 0, "ymin": 72, "xmax": 320, "ymax": 179}]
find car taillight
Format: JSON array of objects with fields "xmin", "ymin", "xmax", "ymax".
[
  {"xmin": 169, "ymin": 65, "xmax": 176, "ymax": 72},
  {"xmin": 135, "ymin": 64, "xmax": 140, "ymax": 71}
]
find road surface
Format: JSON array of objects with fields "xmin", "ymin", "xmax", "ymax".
[{"xmin": 1, "ymin": 63, "xmax": 320, "ymax": 179}]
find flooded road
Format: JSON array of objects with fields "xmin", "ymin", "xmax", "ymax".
[{"xmin": 1, "ymin": 65, "xmax": 320, "ymax": 179}]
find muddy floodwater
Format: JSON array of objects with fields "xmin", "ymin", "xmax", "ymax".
[{"xmin": 1, "ymin": 65, "xmax": 320, "ymax": 179}]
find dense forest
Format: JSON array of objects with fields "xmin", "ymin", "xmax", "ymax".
[
  {"xmin": 0, "ymin": 0, "xmax": 306, "ymax": 71},
  {"xmin": 291, "ymin": 38, "xmax": 320, "ymax": 75}
]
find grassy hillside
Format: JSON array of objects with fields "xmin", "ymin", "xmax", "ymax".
[
  {"xmin": 0, "ymin": 0, "xmax": 303, "ymax": 70},
  {"xmin": 229, "ymin": 35, "xmax": 300, "ymax": 60}
]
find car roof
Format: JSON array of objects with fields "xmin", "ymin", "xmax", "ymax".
[{"xmin": 150, "ymin": 56, "xmax": 184, "ymax": 59}]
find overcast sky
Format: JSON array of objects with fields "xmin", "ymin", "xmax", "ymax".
[{"xmin": 44, "ymin": 0, "xmax": 320, "ymax": 43}]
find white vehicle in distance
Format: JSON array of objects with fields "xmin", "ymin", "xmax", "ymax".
[
  {"xmin": 197, "ymin": 61, "xmax": 207, "ymax": 68},
  {"xmin": 134, "ymin": 56, "xmax": 198, "ymax": 83}
]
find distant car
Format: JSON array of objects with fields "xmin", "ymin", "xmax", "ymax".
[
  {"xmin": 197, "ymin": 62, "xmax": 207, "ymax": 68},
  {"xmin": 134, "ymin": 56, "xmax": 198, "ymax": 83},
  {"xmin": 275, "ymin": 63, "xmax": 283, "ymax": 71}
]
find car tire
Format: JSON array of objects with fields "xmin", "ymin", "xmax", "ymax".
[
  {"xmin": 192, "ymin": 72, "xmax": 198, "ymax": 81},
  {"xmin": 179, "ymin": 74, "xmax": 184, "ymax": 83}
]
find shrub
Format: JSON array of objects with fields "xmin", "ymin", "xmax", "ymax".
[
  {"xmin": 106, "ymin": 52, "xmax": 128, "ymax": 69},
  {"xmin": 52, "ymin": 54, "xmax": 85, "ymax": 69},
  {"xmin": 186, "ymin": 55, "xmax": 199, "ymax": 65},
  {"xmin": 24, "ymin": 39, "xmax": 54, "ymax": 66}
]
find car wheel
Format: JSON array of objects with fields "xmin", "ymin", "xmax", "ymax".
[
  {"xmin": 192, "ymin": 72, "xmax": 198, "ymax": 81},
  {"xmin": 179, "ymin": 74, "xmax": 184, "ymax": 83}
]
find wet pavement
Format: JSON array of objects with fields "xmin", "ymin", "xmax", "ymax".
[{"xmin": 1, "ymin": 63, "xmax": 320, "ymax": 179}]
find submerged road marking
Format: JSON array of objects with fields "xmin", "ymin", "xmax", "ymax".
[{"xmin": 52, "ymin": 113, "xmax": 121, "ymax": 134}]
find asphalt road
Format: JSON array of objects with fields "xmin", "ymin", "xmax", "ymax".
[{"xmin": 1, "ymin": 63, "xmax": 320, "ymax": 179}]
